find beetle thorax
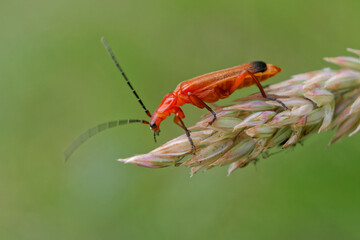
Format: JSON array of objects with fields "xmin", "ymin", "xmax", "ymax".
[{"xmin": 150, "ymin": 93, "xmax": 178, "ymax": 131}]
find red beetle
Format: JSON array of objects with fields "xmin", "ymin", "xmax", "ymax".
[{"xmin": 65, "ymin": 38, "xmax": 286, "ymax": 160}]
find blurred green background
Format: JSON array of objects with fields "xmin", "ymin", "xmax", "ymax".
[{"xmin": 1, "ymin": 0, "xmax": 360, "ymax": 239}]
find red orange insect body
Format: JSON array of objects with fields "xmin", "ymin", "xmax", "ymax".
[
  {"xmin": 64, "ymin": 38, "xmax": 285, "ymax": 160},
  {"xmin": 150, "ymin": 63, "xmax": 282, "ymax": 132}
]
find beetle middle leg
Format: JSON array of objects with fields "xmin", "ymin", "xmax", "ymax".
[
  {"xmin": 187, "ymin": 92, "xmax": 217, "ymax": 125},
  {"xmin": 232, "ymin": 70, "xmax": 289, "ymax": 110}
]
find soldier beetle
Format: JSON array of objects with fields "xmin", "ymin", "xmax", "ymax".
[{"xmin": 64, "ymin": 37, "xmax": 287, "ymax": 160}]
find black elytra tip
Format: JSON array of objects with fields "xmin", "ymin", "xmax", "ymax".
[{"xmin": 251, "ymin": 61, "xmax": 267, "ymax": 73}]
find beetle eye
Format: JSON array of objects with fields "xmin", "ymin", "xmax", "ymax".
[{"xmin": 150, "ymin": 123, "xmax": 157, "ymax": 129}]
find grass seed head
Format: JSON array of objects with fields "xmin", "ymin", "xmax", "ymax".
[{"xmin": 119, "ymin": 48, "xmax": 360, "ymax": 175}]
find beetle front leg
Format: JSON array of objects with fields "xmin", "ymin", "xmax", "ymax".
[
  {"xmin": 187, "ymin": 92, "xmax": 217, "ymax": 125},
  {"xmin": 173, "ymin": 113, "xmax": 196, "ymax": 153}
]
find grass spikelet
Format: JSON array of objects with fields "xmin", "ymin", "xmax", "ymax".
[{"xmin": 118, "ymin": 49, "xmax": 360, "ymax": 175}]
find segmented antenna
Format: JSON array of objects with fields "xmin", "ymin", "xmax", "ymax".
[
  {"xmin": 64, "ymin": 119, "xmax": 149, "ymax": 161},
  {"xmin": 101, "ymin": 37, "xmax": 152, "ymax": 118}
]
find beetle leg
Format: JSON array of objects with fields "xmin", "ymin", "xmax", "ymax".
[
  {"xmin": 229, "ymin": 70, "xmax": 249, "ymax": 94},
  {"xmin": 232, "ymin": 70, "xmax": 289, "ymax": 110},
  {"xmin": 173, "ymin": 115, "xmax": 196, "ymax": 152},
  {"xmin": 188, "ymin": 92, "xmax": 217, "ymax": 125}
]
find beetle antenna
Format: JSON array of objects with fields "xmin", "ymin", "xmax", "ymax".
[
  {"xmin": 101, "ymin": 37, "xmax": 152, "ymax": 118},
  {"xmin": 64, "ymin": 119, "xmax": 149, "ymax": 161}
]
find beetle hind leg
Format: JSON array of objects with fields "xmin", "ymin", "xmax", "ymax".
[
  {"xmin": 264, "ymin": 96, "xmax": 288, "ymax": 110},
  {"xmin": 233, "ymin": 70, "xmax": 289, "ymax": 110}
]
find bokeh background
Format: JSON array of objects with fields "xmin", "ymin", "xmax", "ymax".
[{"xmin": 1, "ymin": 0, "xmax": 360, "ymax": 239}]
